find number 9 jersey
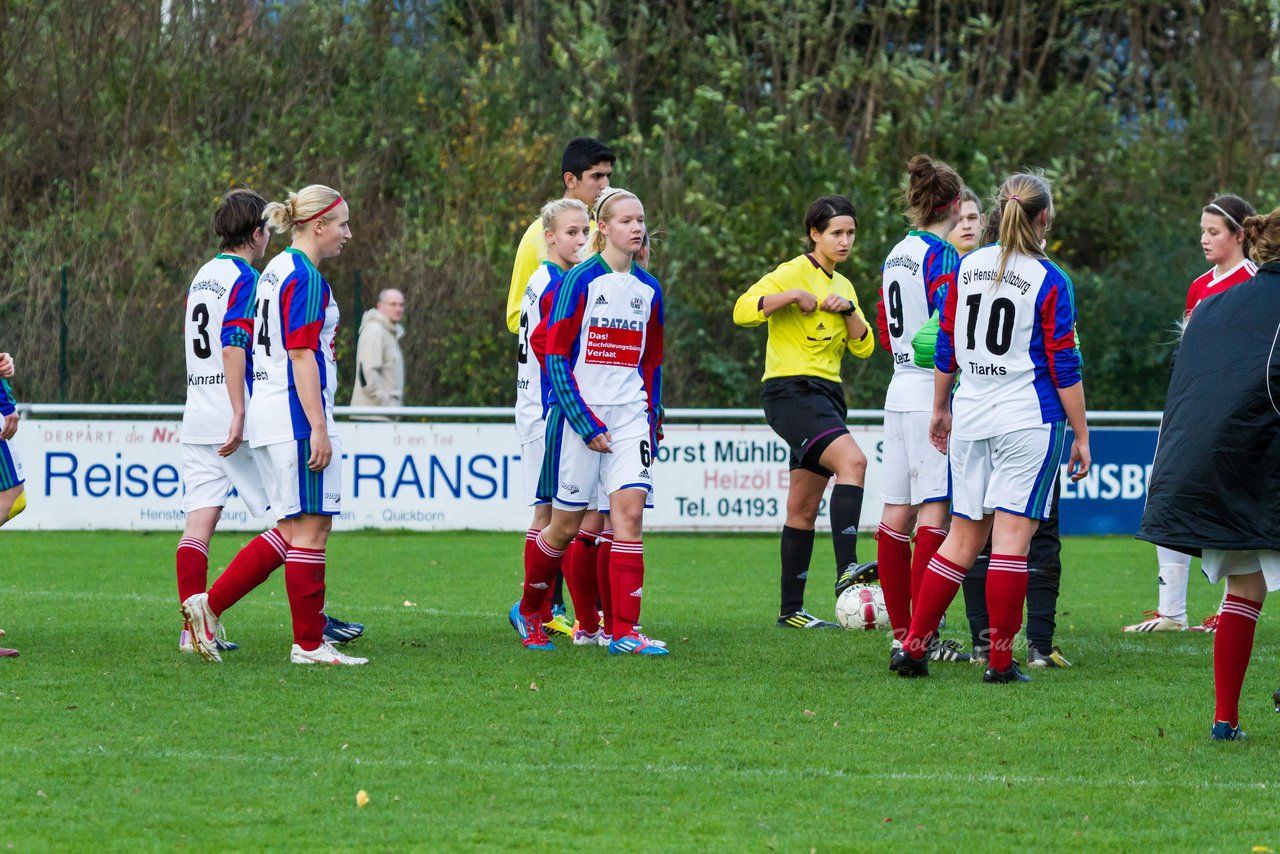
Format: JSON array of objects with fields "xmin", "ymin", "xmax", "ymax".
[
  {"xmin": 181, "ymin": 254, "xmax": 258, "ymax": 444},
  {"xmin": 876, "ymin": 231, "xmax": 958, "ymax": 412},
  {"xmin": 936, "ymin": 244, "xmax": 1081, "ymax": 441},
  {"xmin": 246, "ymin": 248, "xmax": 341, "ymax": 447}
]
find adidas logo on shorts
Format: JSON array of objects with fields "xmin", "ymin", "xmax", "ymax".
[
  {"xmin": 639, "ymin": 467, "xmax": 650, "ymax": 478},
  {"xmin": 593, "ymin": 294, "xmax": 609, "ymax": 307}
]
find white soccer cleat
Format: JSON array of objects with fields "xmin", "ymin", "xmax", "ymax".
[
  {"xmin": 179, "ymin": 628, "xmax": 194, "ymax": 653},
  {"xmin": 180, "ymin": 594, "xmax": 223, "ymax": 663},
  {"xmin": 1122, "ymin": 611, "xmax": 1188, "ymax": 632},
  {"xmin": 290, "ymin": 642, "xmax": 369, "ymax": 666}
]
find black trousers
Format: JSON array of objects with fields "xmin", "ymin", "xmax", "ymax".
[{"xmin": 961, "ymin": 478, "xmax": 1062, "ymax": 653}]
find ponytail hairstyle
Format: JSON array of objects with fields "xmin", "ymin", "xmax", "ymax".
[
  {"xmin": 540, "ymin": 197, "xmax": 589, "ymax": 232},
  {"xmin": 993, "ymin": 172, "xmax": 1054, "ymax": 287},
  {"xmin": 1242, "ymin": 206, "xmax": 1280, "ymax": 267},
  {"xmin": 1203, "ymin": 194, "xmax": 1257, "ymax": 255},
  {"xmin": 214, "ymin": 188, "xmax": 268, "ymax": 251},
  {"xmin": 903, "ymin": 155, "xmax": 964, "ymax": 228},
  {"xmin": 263, "ymin": 184, "xmax": 344, "ymax": 234},
  {"xmin": 804, "ymin": 195, "xmax": 858, "ymax": 251},
  {"xmin": 590, "ymin": 187, "xmax": 640, "ymax": 254}
]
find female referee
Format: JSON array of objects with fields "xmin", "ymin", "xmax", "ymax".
[
  {"xmin": 513, "ymin": 187, "xmax": 668, "ymax": 655},
  {"xmin": 734, "ymin": 195, "xmax": 876, "ymax": 629},
  {"xmin": 875, "ymin": 155, "xmax": 966, "ymax": 660},
  {"xmin": 182, "ymin": 184, "xmax": 366, "ymax": 666},
  {"xmin": 1124, "ymin": 193, "xmax": 1257, "ymax": 635},
  {"xmin": 891, "ymin": 172, "xmax": 1089, "ymax": 683}
]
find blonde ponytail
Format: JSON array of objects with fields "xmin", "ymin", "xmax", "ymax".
[
  {"xmin": 993, "ymin": 172, "xmax": 1053, "ymax": 288},
  {"xmin": 263, "ymin": 184, "xmax": 344, "ymax": 234}
]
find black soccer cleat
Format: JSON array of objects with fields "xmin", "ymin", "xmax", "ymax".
[
  {"xmin": 927, "ymin": 635, "xmax": 971, "ymax": 663},
  {"xmin": 982, "ymin": 662, "xmax": 1032, "ymax": 684},
  {"xmin": 777, "ymin": 609, "xmax": 840, "ymax": 629},
  {"xmin": 835, "ymin": 561, "xmax": 879, "ymax": 597},
  {"xmin": 889, "ymin": 647, "xmax": 929, "ymax": 678},
  {"xmin": 1273, "ymin": 687, "xmax": 1280, "ymax": 713}
]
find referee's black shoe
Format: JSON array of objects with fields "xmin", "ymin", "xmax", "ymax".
[
  {"xmin": 982, "ymin": 662, "xmax": 1032, "ymax": 684},
  {"xmin": 835, "ymin": 561, "xmax": 879, "ymax": 598},
  {"xmin": 889, "ymin": 647, "xmax": 929, "ymax": 678},
  {"xmin": 777, "ymin": 609, "xmax": 840, "ymax": 629}
]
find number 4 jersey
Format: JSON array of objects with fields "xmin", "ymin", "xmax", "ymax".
[
  {"xmin": 936, "ymin": 244, "xmax": 1081, "ymax": 441},
  {"xmin": 877, "ymin": 231, "xmax": 959, "ymax": 412},
  {"xmin": 181, "ymin": 253, "xmax": 258, "ymax": 444},
  {"xmin": 246, "ymin": 248, "xmax": 340, "ymax": 447}
]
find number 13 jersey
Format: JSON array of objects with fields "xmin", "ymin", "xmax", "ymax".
[
  {"xmin": 181, "ymin": 254, "xmax": 258, "ymax": 444},
  {"xmin": 877, "ymin": 231, "xmax": 958, "ymax": 412},
  {"xmin": 936, "ymin": 244, "xmax": 1081, "ymax": 441},
  {"xmin": 246, "ymin": 248, "xmax": 340, "ymax": 447}
]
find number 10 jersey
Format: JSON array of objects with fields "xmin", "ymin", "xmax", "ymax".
[
  {"xmin": 246, "ymin": 248, "xmax": 340, "ymax": 447},
  {"xmin": 181, "ymin": 254, "xmax": 258, "ymax": 444},
  {"xmin": 877, "ymin": 231, "xmax": 958, "ymax": 412},
  {"xmin": 936, "ymin": 244, "xmax": 1081, "ymax": 441}
]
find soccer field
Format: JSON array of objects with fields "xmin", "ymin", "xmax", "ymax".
[{"xmin": 1, "ymin": 531, "xmax": 1275, "ymax": 851}]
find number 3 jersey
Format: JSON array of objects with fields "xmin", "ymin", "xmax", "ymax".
[
  {"xmin": 532, "ymin": 254, "xmax": 664, "ymax": 445},
  {"xmin": 936, "ymin": 244, "xmax": 1081, "ymax": 441},
  {"xmin": 245, "ymin": 248, "xmax": 340, "ymax": 447},
  {"xmin": 514, "ymin": 261, "xmax": 564, "ymax": 443},
  {"xmin": 876, "ymin": 231, "xmax": 958, "ymax": 412},
  {"xmin": 181, "ymin": 254, "xmax": 258, "ymax": 444}
]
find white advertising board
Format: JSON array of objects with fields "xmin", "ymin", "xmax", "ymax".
[{"xmin": 9, "ymin": 420, "xmax": 887, "ymax": 532}]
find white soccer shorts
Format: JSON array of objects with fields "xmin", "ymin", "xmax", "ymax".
[
  {"xmin": 880, "ymin": 410, "xmax": 949, "ymax": 506},
  {"xmin": 253, "ymin": 435, "xmax": 343, "ymax": 520},
  {"xmin": 1201, "ymin": 549, "xmax": 1280, "ymax": 592},
  {"xmin": 542, "ymin": 403, "xmax": 654, "ymax": 512},
  {"xmin": 181, "ymin": 442, "xmax": 270, "ymax": 517},
  {"xmin": 520, "ymin": 434, "xmax": 551, "ymax": 507},
  {"xmin": 949, "ymin": 421, "xmax": 1065, "ymax": 521}
]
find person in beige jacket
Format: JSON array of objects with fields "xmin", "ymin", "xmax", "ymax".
[{"xmin": 351, "ymin": 289, "xmax": 405, "ymax": 419}]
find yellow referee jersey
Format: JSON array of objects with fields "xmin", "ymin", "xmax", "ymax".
[
  {"xmin": 505, "ymin": 213, "xmax": 598, "ymax": 334},
  {"xmin": 733, "ymin": 254, "xmax": 874, "ymax": 383}
]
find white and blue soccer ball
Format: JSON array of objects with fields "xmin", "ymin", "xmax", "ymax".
[{"xmin": 836, "ymin": 583, "xmax": 889, "ymax": 631}]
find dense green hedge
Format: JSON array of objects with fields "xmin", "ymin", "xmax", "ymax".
[{"xmin": 1, "ymin": 0, "xmax": 1276, "ymax": 409}]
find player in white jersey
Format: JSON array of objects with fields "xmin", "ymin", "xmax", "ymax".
[
  {"xmin": 1123, "ymin": 193, "xmax": 1258, "ymax": 635},
  {"xmin": 873, "ymin": 155, "xmax": 966, "ymax": 662},
  {"xmin": 513, "ymin": 198, "xmax": 599, "ymax": 639},
  {"xmin": 511, "ymin": 188, "xmax": 668, "ymax": 655},
  {"xmin": 181, "ymin": 184, "xmax": 365, "ymax": 666},
  {"xmin": 891, "ymin": 172, "xmax": 1090, "ymax": 684},
  {"xmin": 0, "ymin": 351, "xmax": 24, "ymax": 657},
  {"xmin": 175, "ymin": 189, "xmax": 272, "ymax": 654}
]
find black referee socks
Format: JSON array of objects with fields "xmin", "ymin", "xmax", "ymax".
[
  {"xmin": 829, "ymin": 484, "xmax": 864, "ymax": 574},
  {"xmin": 780, "ymin": 525, "xmax": 815, "ymax": 614}
]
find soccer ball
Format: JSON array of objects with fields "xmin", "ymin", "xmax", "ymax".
[{"xmin": 836, "ymin": 583, "xmax": 889, "ymax": 631}]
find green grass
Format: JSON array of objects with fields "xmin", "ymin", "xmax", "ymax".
[{"xmin": 1, "ymin": 531, "xmax": 1277, "ymax": 852}]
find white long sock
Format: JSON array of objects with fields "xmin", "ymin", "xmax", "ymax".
[{"xmin": 1155, "ymin": 546, "xmax": 1191, "ymax": 622}]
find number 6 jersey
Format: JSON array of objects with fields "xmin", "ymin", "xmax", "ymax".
[
  {"xmin": 876, "ymin": 231, "xmax": 958, "ymax": 412},
  {"xmin": 181, "ymin": 254, "xmax": 258, "ymax": 444},
  {"xmin": 246, "ymin": 248, "xmax": 340, "ymax": 447},
  {"xmin": 936, "ymin": 244, "xmax": 1081, "ymax": 441}
]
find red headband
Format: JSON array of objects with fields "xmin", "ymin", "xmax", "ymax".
[
  {"xmin": 933, "ymin": 194, "xmax": 959, "ymax": 211},
  {"xmin": 297, "ymin": 196, "xmax": 344, "ymax": 224}
]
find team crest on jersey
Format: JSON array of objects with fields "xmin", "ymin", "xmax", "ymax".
[
  {"xmin": 630, "ymin": 297, "xmax": 644, "ymax": 314},
  {"xmin": 524, "ymin": 286, "xmax": 536, "ymax": 302}
]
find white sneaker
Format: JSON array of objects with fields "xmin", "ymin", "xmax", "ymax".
[
  {"xmin": 572, "ymin": 623, "xmax": 604, "ymax": 646},
  {"xmin": 598, "ymin": 632, "xmax": 612, "ymax": 648},
  {"xmin": 290, "ymin": 642, "xmax": 368, "ymax": 666},
  {"xmin": 180, "ymin": 593, "xmax": 222, "ymax": 663},
  {"xmin": 179, "ymin": 628, "xmax": 194, "ymax": 653},
  {"xmin": 1122, "ymin": 611, "xmax": 1188, "ymax": 632},
  {"xmin": 634, "ymin": 631, "xmax": 668, "ymax": 650}
]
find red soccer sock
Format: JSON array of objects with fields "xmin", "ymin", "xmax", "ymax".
[
  {"xmin": 596, "ymin": 528, "xmax": 614, "ymax": 636},
  {"xmin": 176, "ymin": 538, "xmax": 210, "ymax": 603},
  {"xmin": 1214, "ymin": 594, "xmax": 1263, "ymax": 727},
  {"xmin": 610, "ymin": 539, "xmax": 645, "ymax": 638},
  {"xmin": 904, "ymin": 553, "xmax": 967, "ymax": 658},
  {"xmin": 563, "ymin": 531, "xmax": 601, "ymax": 633},
  {"xmin": 876, "ymin": 524, "xmax": 913, "ymax": 641},
  {"xmin": 520, "ymin": 531, "xmax": 564, "ymax": 620},
  {"xmin": 911, "ymin": 526, "xmax": 947, "ymax": 612},
  {"xmin": 208, "ymin": 528, "xmax": 288, "ymax": 617},
  {"xmin": 284, "ymin": 547, "xmax": 327, "ymax": 651},
  {"xmin": 986, "ymin": 553, "xmax": 1029, "ymax": 672}
]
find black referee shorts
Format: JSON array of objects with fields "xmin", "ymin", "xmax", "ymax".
[{"xmin": 761, "ymin": 376, "xmax": 850, "ymax": 478}]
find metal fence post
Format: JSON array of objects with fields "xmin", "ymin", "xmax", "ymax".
[{"xmin": 59, "ymin": 265, "xmax": 68, "ymax": 403}]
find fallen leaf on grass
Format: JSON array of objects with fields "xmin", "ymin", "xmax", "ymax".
[
  {"xmin": 803, "ymin": 709, "xmax": 815, "ymax": 717},
  {"xmin": 36, "ymin": 791, "xmax": 46, "ymax": 799},
  {"xmin": 403, "ymin": 600, "xmax": 417, "ymax": 608},
  {"xmin": 530, "ymin": 681, "xmax": 539, "ymax": 692},
  {"xmin": 882, "ymin": 817, "xmax": 891, "ymax": 823},
  {"xmin": 356, "ymin": 790, "xmax": 369, "ymax": 808},
  {"xmin": 341, "ymin": 743, "xmax": 349, "ymax": 751},
  {"xmin": 1157, "ymin": 727, "xmax": 1165, "ymax": 738}
]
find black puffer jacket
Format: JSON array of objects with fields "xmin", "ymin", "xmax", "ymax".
[{"xmin": 1138, "ymin": 260, "xmax": 1280, "ymax": 556}]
